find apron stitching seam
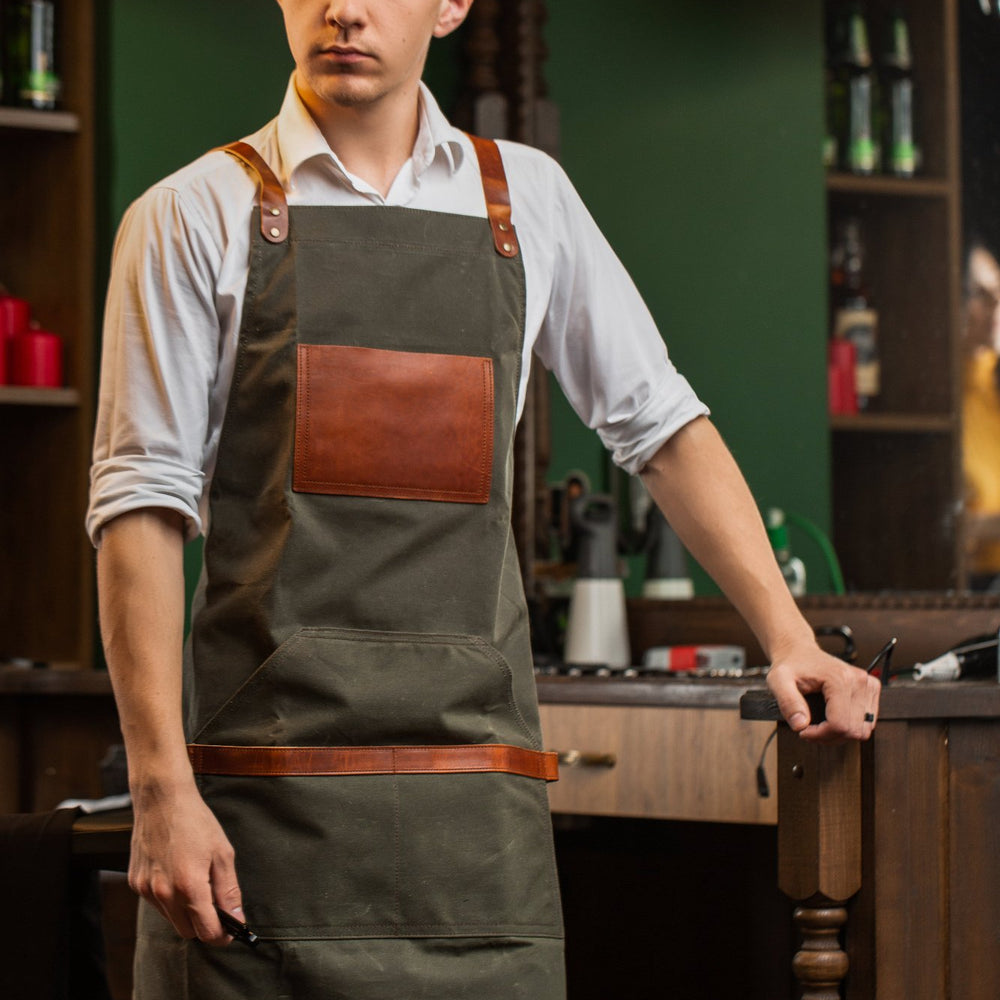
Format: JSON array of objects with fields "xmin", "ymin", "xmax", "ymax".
[
  {"xmin": 191, "ymin": 632, "xmax": 307, "ymax": 742},
  {"xmin": 290, "ymin": 237, "xmax": 493, "ymax": 258},
  {"xmin": 295, "ymin": 346, "xmax": 310, "ymax": 485},
  {"xmin": 392, "ymin": 768, "xmax": 402, "ymax": 925}
]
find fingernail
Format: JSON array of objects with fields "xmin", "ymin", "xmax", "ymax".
[
  {"xmin": 232, "ymin": 906, "xmax": 244, "ymax": 918},
  {"xmin": 788, "ymin": 712, "xmax": 808, "ymax": 731}
]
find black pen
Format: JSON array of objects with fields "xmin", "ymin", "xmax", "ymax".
[{"xmin": 215, "ymin": 906, "xmax": 259, "ymax": 947}]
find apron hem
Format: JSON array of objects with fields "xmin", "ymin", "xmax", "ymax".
[{"xmin": 249, "ymin": 928, "xmax": 565, "ymax": 941}]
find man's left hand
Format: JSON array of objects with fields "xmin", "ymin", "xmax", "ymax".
[{"xmin": 766, "ymin": 643, "xmax": 881, "ymax": 742}]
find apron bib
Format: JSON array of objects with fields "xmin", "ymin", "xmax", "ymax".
[{"xmin": 133, "ymin": 138, "xmax": 565, "ymax": 1000}]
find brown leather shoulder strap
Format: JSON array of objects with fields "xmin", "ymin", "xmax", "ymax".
[
  {"xmin": 217, "ymin": 140, "xmax": 289, "ymax": 245},
  {"xmin": 465, "ymin": 134, "xmax": 520, "ymax": 259}
]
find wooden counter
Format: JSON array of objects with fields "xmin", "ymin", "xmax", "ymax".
[
  {"xmin": 0, "ymin": 665, "xmax": 120, "ymax": 813},
  {"xmin": 541, "ymin": 671, "xmax": 1000, "ymax": 999},
  {"xmin": 8, "ymin": 657, "xmax": 1000, "ymax": 998},
  {"xmin": 537, "ymin": 674, "xmax": 777, "ymax": 824},
  {"xmin": 740, "ymin": 680, "xmax": 1000, "ymax": 1000}
]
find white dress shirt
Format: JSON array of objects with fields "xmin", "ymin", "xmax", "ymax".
[{"xmin": 87, "ymin": 77, "xmax": 707, "ymax": 545}]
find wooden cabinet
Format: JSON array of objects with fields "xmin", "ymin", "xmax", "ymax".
[
  {"xmin": 0, "ymin": 2, "xmax": 96, "ymax": 667},
  {"xmin": 0, "ymin": 668, "xmax": 120, "ymax": 813},
  {"xmin": 826, "ymin": 0, "xmax": 965, "ymax": 590},
  {"xmin": 742, "ymin": 682, "xmax": 1000, "ymax": 1000},
  {"xmin": 539, "ymin": 701, "xmax": 777, "ymax": 825}
]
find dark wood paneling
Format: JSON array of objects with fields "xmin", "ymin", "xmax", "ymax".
[
  {"xmin": 949, "ymin": 721, "xmax": 1000, "ymax": 998},
  {"xmin": 626, "ymin": 594, "xmax": 1000, "ymax": 674},
  {"xmin": 871, "ymin": 721, "xmax": 949, "ymax": 999}
]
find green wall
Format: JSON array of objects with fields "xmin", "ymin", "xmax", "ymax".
[
  {"xmin": 542, "ymin": 0, "xmax": 832, "ymax": 591},
  {"xmin": 102, "ymin": 0, "xmax": 832, "ymax": 592},
  {"xmin": 104, "ymin": 1, "xmax": 291, "ymax": 223}
]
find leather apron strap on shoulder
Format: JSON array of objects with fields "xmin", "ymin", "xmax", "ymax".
[
  {"xmin": 219, "ymin": 136, "xmax": 516, "ymax": 255},
  {"xmin": 466, "ymin": 134, "xmax": 520, "ymax": 259},
  {"xmin": 188, "ymin": 742, "xmax": 559, "ymax": 781},
  {"xmin": 217, "ymin": 140, "xmax": 289, "ymax": 244}
]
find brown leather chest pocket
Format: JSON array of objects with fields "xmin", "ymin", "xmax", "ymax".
[{"xmin": 294, "ymin": 344, "xmax": 494, "ymax": 503}]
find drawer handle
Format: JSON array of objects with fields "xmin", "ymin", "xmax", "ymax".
[{"xmin": 556, "ymin": 750, "xmax": 617, "ymax": 769}]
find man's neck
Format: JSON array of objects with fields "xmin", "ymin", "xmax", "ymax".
[{"xmin": 297, "ymin": 76, "xmax": 422, "ymax": 198}]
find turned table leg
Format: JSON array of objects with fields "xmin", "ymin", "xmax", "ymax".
[
  {"xmin": 777, "ymin": 728, "xmax": 862, "ymax": 999},
  {"xmin": 792, "ymin": 905, "xmax": 850, "ymax": 1000}
]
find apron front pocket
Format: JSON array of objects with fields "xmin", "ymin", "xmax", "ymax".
[
  {"xmin": 193, "ymin": 627, "xmax": 538, "ymax": 749},
  {"xmin": 294, "ymin": 343, "xmax": 494, "ymax": 503}
]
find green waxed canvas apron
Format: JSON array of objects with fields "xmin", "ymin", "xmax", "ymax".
[{"xmin": 131, "ymin": 138, "xmax": 565, "ymax": 1000}]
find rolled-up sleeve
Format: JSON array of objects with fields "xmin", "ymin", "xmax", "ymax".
[
  {"xmin": 87, "ymin": 186, "xmax": 223, "ymax": 546},
  {"xmin": 529, "ymin": 158, "xmax": 709, "ymax": 474}
]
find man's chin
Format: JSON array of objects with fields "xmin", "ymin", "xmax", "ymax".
[
  {"xmin": 314, "ymin": 74, "xmax": 383, "ymax": 110},
  {"xmin": 328, "ymin": 89, "xmax": 379, "ymax": 109}
]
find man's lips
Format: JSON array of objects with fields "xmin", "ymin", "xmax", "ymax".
[{"xmin": 318, "ymin": 45, "xmax": 375, "ymax": 62}]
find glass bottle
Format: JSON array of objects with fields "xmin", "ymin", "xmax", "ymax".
[
  {"xmin": 842, "ymin": 2, "xmax": 879, "ymax": 175},
  {"xmin": 766, "ymin": 509, "xmax": 807, "ymax": 598},
  {"xmin": 824, "ymin": 4, "xmax": 847, "ymax": 171},
  {"xmin": 3, "ymin": 2, "xmax": 60, "ymax": 110},
  {"xmin": 880, "ymin": 4, "xmax": 917, "ymax": 177},
  {"xmin": 831, "ymin": 216, "xmax": 880, "ymax": 410}
]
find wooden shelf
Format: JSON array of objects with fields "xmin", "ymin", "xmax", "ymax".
[
  {"xmin": 0, "ymin": 386, "xmax": 80, "ymax": 407},
  {"xmin": 0, "ymin": 664, "xmax": 110, "ymax": 694},
  {"xmin": 831, "ymin": 412, "xmax": 956, "ymax": 433},
  {"xmin": 0, "ymin": 106, "xmax": 80, "ymax": 133},
  {"xmin": 825, "ymin": 0, "xmax": 963, "ymax": 591},
  {"xmin": 0, "ymin": 0, "xmax": 97, "ymax": 667},
  {"xmin": 826, "ymin": 172, "xmax": 951, "ymax": 198}
]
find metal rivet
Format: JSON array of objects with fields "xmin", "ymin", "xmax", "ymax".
[
  {"xmin": 502, "ymin": 242, "xmax": 513, "ymax": 253},
  {"xmin": 270, "ymin": 207, "xmax": 281, "ymax": 216},
  {"xmin": 498, "ymin": 221, "xmax": 510, "ymax": 232},
  {"xmin": 269, "ymin": 227, "xmax": 281, "ymax": 238},
  {"xmin": 791, "ymin": 763, "xmax": 804, "ymax": 779}
]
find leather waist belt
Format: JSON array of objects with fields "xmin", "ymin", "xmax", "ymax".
[{"xmin": 187, "ymin": 743, "xmax": 559, "ymax": 782}]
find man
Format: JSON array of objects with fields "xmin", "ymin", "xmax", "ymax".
[
  {"xmin": 88, "ymin": 1, "xmax": 880, "ymax": 997},
  {"xmin": 962, "ymin": 242, "xmax": 1000, "ymax": 588}
]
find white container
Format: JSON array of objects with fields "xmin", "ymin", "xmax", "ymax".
[{"xmin": 563, "ymin": 578, "xmax": 631, "ymax": 668}]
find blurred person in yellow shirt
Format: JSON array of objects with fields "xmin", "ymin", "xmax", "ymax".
[{"xmin": 962, "ymin": 242, "xmax": 1000, "ymax": 588}]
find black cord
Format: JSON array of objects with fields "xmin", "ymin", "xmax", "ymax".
[
  {"xmin": 867, "ymin": 637, "xmax": 898, "ymax": 687},
  {"xmin": 756, "ymin": 726, "xmax": 778, "ymax": 798}
]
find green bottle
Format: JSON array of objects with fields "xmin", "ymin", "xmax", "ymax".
[
  {"xmin": 880, "ymin": 5, "xmax": 917, "ymax": 177},
  {"xmin": 843, "ymin": 3, "xmax": 879, "ymax": 175},
  {"xmin": 3, "ymin": 2, "xmax": 60, "ymax": 110},
  {"xmin": 766, "ymin": 509, "xmax": 807, "ymax": 598},
  {"xmin": 824, "ymin": 5, "xmax": 847, "ymax": 171}
]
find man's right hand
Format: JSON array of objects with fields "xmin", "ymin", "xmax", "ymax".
[{"xmin": 129, "ymin": 781, "xmax": 244, "ymax": 947}]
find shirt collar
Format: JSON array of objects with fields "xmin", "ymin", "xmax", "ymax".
[{"xmin": 272, "ymin": 73, "xmax": 464, "ymax": 188}]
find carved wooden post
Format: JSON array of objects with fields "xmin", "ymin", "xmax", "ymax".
[
  {"xmin": 792, "ymin": 906, "xmax": 850, "ymax": 1000},
  {"xmin": 454, "ymin": 0, "xmax": 560, "ymax": 598},
  {"xmin": 777, "ymin": 727, "xmax": 862, "ymax": 999},
  {"xmin": 456, "ymin": 0, "xmax": 508, "ymax": 138}
]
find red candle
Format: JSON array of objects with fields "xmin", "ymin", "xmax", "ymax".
[
  {"xmin": 0, "ymin": 296, "xmax": 30, "ymax": 385},
  {"xmin": 12, "ymin": 329, "xmax": 63, "ymax": 388}
]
